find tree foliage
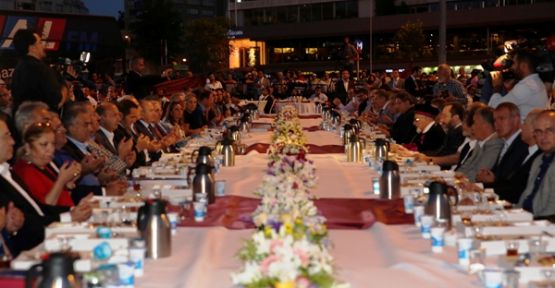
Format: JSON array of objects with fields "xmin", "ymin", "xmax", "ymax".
[
  {"xmin": 394, "ymin": 19, "xmax": 426, "ymax": 63},
  {"xmin": 183, "ymin": 17, "xmax": 230, "ymax": 74},
  {"xmin": 129, "ymin": 0, "xmax": 184, "ymax": 65}
]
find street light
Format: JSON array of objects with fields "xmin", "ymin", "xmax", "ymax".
[{"xmin": 235, "ymin": 0, "xmax": 242, "ymax": 28}]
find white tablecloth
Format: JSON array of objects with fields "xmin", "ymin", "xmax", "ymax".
[
  {"xmin": 217, "ymin": 153, "xmax": 378, "ymax": 199},
  {"xmin": 136, "ymin": 118, "xmax": 479, "ymax": 287},
  {"xmin": 138, "ymin": 224, "xmax": 477, "ymax": 288}
]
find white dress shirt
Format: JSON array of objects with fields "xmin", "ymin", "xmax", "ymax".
[{"xmin": 99, "ymin": 126, "xmax": 116, "ymax": 150}]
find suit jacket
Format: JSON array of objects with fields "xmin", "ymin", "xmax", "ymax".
[
  {"xmin": 414, "ymin": 123, "xmax": 446, "ymax": 155},
  {"xmin": 11, "ymin": 55, "xmax": 62, "ymax": 112},
  {"xmin": 456, "ymin": 133, "xmax": 504, "ymax": 181},
  {"xmin": 518, "ymin": 153, "xmax": 555, "ymax": 217},
  {"xmin": 114, "ymin": 125, "xmax": 147, "ymax": 168},
  {"xmin": 429, "ymin": 125, "xmax": 465, "ymax": 157},
  {"xmin": 0, "ymin": 175, "xmax": 70, "ymax": 255},
  {"xmin": 491, "ymin": 134, "xmax": 529, "ymax": 185},
  {"xmin": 333, "ymin": 79, "xmax": 352, "ymax": 105},
  {"xmin": 133, "ymin": 121, "xmax": 162, "ymax": 162},
  {"xmin": 95, "ymin": 130, "xmax": 118, "ymax": 155},
  {"xmin": 404, "ymin": 75, "xmax": 420, "ymax": 98},
  {"xmin": 60, "ymin": 140, "xmax": 102, "ymax": 203},
  {"xmin": 390, "ymin": 107, "xmax": 417, "ymax": 144},
  {"xmin": 495, "ymin": 149, "xmax": 541, "ymax": 204},
  {"xmin": 61, "ymin": 140, "xmax": 86, "ymax": 162}
]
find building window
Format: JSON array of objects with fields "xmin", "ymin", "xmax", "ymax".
[
  {"xmin": 274, "ymin": 48, "xmax": 295, "ymax": 54},
  {"xmin": 187, "ymin": 8, "xmax": 199, "ymax": 15}
]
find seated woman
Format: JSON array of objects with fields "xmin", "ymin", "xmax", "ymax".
[
  {"xmin": 13, "ymin": 122, "xmax": 81, "ymax": 207},
  {"xmin": 162, "ymin": 100, "xmax": 188, "ymax": 134}
]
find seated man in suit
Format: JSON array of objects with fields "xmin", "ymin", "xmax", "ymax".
[
  {"xmin": 114, "ymin": 99, "xmax": 150, "ymax": 167},
  {"xmin": 434, "ymin": 102, "xmax": 465, "ymax": 156},
  {"xmin": 476, "ymin": 103, "xmax": 529, "ymax": 190},
  {"xmin": 422, "ymin": 102, "xmax": 485, "ymax": 169},
  {"xmin": 456, "ymin": 106, "xmax": 503, "ymax": 181},
  {"xmin": 382, "ymin": 91, "xmax": 417, "ymax": 144},
  {"xmin": 410, "ymin": 104, "xmax": 446, "ymax": 155},
  {"xmin": 518, "ymin": 110, "xmax": 555, "ymax": 217},
  {"xmin": 96, "ymin": 102, "xmax": 136, "ymax": 169},
  {"xmin": 62, "ymin": 103, "xmax": 126, "ymax": 203},
  {"xmin": 134, "ymin": 97, "xmax": 178, "ymax": 161},
  {"xmin": 0, "ymin": 117, "xmax": 91, "ymax": 255},
  {"xmin": 490, "ymin": 109, "xmax": 542, "ymax": 203}
]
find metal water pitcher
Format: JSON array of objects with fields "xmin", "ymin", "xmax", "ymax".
[
  {"xmin": 227, "ymin": 125, "xmax": 241, "ymax": 143},
  {"xmin": 343, "ymin": 124, "xmax": 354, "ymax": 145},
  {"xmin": 425, "ymin": 181, "xmax": 458, "ymax": 229},
  {"xmin": 349, "ymin": 118, "xmax": 362, "ymax": 134},
  {"xmin": 374, "ymin": 138, "xmax": 390, "ymax": 161},
  {"xmin": 191, "ymin": 146, "xmax": 214, "ymax": 166},
  {"xmin": 137, "ymin": 199, "xmax": 171, "ymax": 259},
  {"xmin": 345, "ymin": 135, "xmax": 364, "ymax": 163},
  {"xmin": 221, "ymin": 137, "xmax": 235, "ymax": 167},
  {"xmin": 379, "ymin": 160, "xmax": 400, "ymax": 199},
  {"xmin": 26, "ymin": 252, "xmax": 80, "ymax": 288},
  {"xmin": 192, "ymin": 163, "xmax": 216, "ymax": 204}
]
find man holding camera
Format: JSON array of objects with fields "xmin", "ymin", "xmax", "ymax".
[{"xmin": 491, "ymin": 50, "xmax": 548, "ymax": 121}]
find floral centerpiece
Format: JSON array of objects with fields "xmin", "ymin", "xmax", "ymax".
[
  {"xmin": 269, "ymin": 106, "xmax": 308, "ymax": 158},
  {"xmin": 232, "ymin": 106, "xmax": 349, "ymax": 288}
]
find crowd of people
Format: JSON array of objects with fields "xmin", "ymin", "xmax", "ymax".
[{"xmin": 0, "ymin": 27, "xmax": 554, "ymax": 261}]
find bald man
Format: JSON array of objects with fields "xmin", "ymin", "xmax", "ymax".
[
  {"xmin": 518, "ymin": 110, "xmax": 555, "ymax": 216},
  {"xmin": 433, "ymin": 64, "xmax": 467, "ymax": 104}
]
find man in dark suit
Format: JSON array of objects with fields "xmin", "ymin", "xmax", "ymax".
[
  {"xmin": 115, "ymin": 99, "xmax": 148, "ymax": 168},
  {"xmin": 476, "ymin": 103, "xmax": 528, "ymax": 187},
  {"xmin": 388, "ymin": 91, "xmax": 417, "ymax": 144},
  {"xmin": 124, "ymin": 57, "xmax": 150, "ymax": 99},
  {"xmin": 333, "ymin": 69, "xmax": 353, "ymax": 106},
  {"xmin": 404, "ymin": 66, "xmax": 422, "ymax": 98},
  {"xmin": 11, "ymin": 29, "xmax": 62, "ymax": 112},
  {"xmin": 479, "ymin": 108, "xmax": 542, "ymax": 203},
  {"xmin": 96, "ymin": 102, "xmax": 136, "ymax": 168},
  {"xmin": 411, "ymin": 104, "xmax": 446, "ymax": 154},
  {"xmin": 429, "ymin": 102, "xmax": 465, "ymax": 157},
  {"xmin": 0, "ymin": 117, "xmax": 91, "ymax": 255}
]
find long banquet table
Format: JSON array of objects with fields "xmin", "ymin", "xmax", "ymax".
[{"xmin": 137, "ymin": 117, "xmax": 480, "ymax": 287}]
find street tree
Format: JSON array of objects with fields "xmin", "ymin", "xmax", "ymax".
[
  {"xmin": 394, "ymin": 19, "xmax": 426, "ymax": 63},
  {"xmin": 183, "ymin": 17, "xmax": 230, "ymax": 74}
]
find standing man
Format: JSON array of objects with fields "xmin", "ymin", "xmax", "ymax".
[
  {"xmin": 333, "ymin": 69, "xmax": 353, "ymax": 106},
  {"xmin": 404, "ymin": 66, "xmax": 422, "ymax": 98},
  {"xmin": 341, "ymin": 37, "xmax": 358, "ymax": 74},
  {"xmin": 494, "ymin": 50, "xmax": 548, "ymax": 121},
  {"xmin": 433, "ymin": 64, "xmax": 467, "ymax": 105},
  {"xmin": 11, "ymin": 29, "xmax": 62, "ymax": 112}
]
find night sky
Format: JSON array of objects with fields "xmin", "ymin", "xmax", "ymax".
[{"xmin": 83, "ymin": 0, "xmax": 123, "ymax": 18}]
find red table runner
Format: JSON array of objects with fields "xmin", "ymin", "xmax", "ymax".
[
  {"xmin": 244, "ymin": 143, "xmax": 344, "ymax": 154},
  {"xmin": 259, "ymin": 115, "xmax": 321, "ymax": 119},
  {"xmin": 174, "ymin": 196, "xmax": 413, "ymax": 230}
]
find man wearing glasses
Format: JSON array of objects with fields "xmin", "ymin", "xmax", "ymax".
[{"xmin": 519, "ymin": 110, "xmax": 555, "ymax": 217}]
